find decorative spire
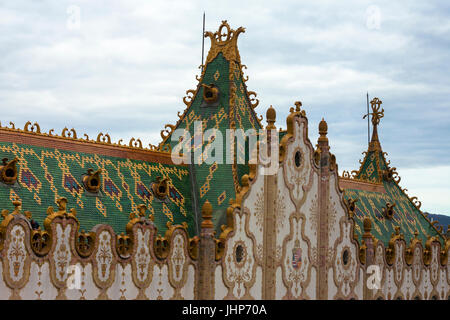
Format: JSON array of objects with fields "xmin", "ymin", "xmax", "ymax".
[
  {"xmin": 204, "ymin": 21, "xmax": 245, "ymax": 64},
  {"xmin": 363, "ymin": 217, "xmax": 372, "ymax": 236},
  {"xmin": 363, "ymin": 97, "xmax": 384, "ymax": 151},
  {"xmin": 318, "ymin": 118, "xmax": 328, "ymax": 143},
  {"xmin": 201, "ymin": 200, "xmax": 214, "ymax": 229},
  {"xmin": 266, "ymin": 105, "xmax": 276, "ymax": 130}
]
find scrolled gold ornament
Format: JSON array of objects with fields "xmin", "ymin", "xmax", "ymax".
[
  {"xmin": 383, "ymin": 167, "xmax": 401, "ymax": 183},
  {"xmin": 188, "ymin": 236, "xmax": 199, "ymax": 260},
  {"xmin": 183, "ymin": 89, "xmax": 196, "ymax": 107},
  {"xmin": 76, "ymin": 230, "xmax": 95, "ymax": 258},
  {"xmin": 409, "ymin": 196, "xmax": 422, "ymax": 210},
  {"xmin": 248, "ymin": 91, "xmax": 259, "ymax": 109},
  {"xmin": 117, "ymin": 232, "xmax": 132, "ymax": 258},
  {"xmin": 204, "ymin": 20, "xmax": 245, "ymax": 64},
  {"xmin": 61, "ymin": 127, "xmax": 77, "ymax": 139},
  {"xmin": 129, "ymin": 138, "xmax": 143, "ymax": 149},
  {"xmin": 240, "ymin": 64, "xmax": 249, "ymax": 82},
  {"xmin": 30, "ymin": 229, "xmax": 51, "ymax": 257},
  {"xmin": 96, "ymin": 132, "xmax": 112, "ymax": 144},
  {"xmin": 154, "ymin": 235, "xmax": 169, "ymax": 259},
  {"xmin": 24, "ymin": 121, "xmax": 41, "ymax": 133},
  {"xmin": 196, "ymin": 64, "xmax": 205, "ymax": 81}
]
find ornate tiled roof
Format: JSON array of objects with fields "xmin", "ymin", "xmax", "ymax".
[
  {"xmin": 0, "ymin": 21, "xmax": 264, "ymax": 239},
  {"xmin": 340, "ymin": 98, "xmax": 445, "ymax": 246},
  {"xmin": 1, "ymin": 22, "xmax": 444, "ymax": 248},
  {"xmin": 158, "ymin": 21, "xmax": 262, "ymax": 235},
  {"xmin": 0, "ymin": 128, "xmax": 194, "ymax": 237}
]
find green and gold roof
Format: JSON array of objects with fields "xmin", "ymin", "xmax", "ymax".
[
  {"xmin": 0, "ymin": 21, "xmax": 263, "ymax": 239},
  {"xmin": 0, "ymin": 128, "xmax": 195, "ymax": 237},
  {"xmin": 158, "ymin": 21, "xmax": 262, "ymax": 235},
  {"xmin": 341, "ymin": 98, "xmax": 445, "ymax": 246},
  {"xmin": 0, "ymin": 22, "xmax": 444, "ymax": 248}
]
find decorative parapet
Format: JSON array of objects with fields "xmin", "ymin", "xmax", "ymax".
[
  {"xmin": 0, "ymin": 121, "xmax": 173, "ymax": 155},
  {"xmin": 0, "ymin": 197, "xmax": 197, "ymax": 300},
  {"xmin": 386, "ymin": 226, "xmax": 404, "ymax": 265}
]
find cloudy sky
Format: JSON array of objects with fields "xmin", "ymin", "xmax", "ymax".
[{"xmin": 0, "ymin": 1, "xmax": 449, "ymax": 215}]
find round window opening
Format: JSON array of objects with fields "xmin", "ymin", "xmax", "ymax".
[
  {"xmin": 235, "ymin": 245, "xmax": 244, "ymax": 263},
  {"xmin": 90, "ymin": 178, "xmax": 99, "ymax": 187},
  {"xmin": 342, "ymin": 249, "xmax": 349, "ymax": 266},
  {"xmin": 295, "ymin": 151, "xmax": 301, "ymax": 168},
  {"xmin": 5, "ymin": 168, "xmax": 15, "ymax": 178},
  {"xmin": 159, "ymin": 186, "xmax": 166, "ymax": 194}
]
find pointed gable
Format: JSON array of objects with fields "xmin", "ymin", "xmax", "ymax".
[
  {"xmin": 340, "ymin": 97, "xmax": 445, "ymax": 246},
  {"xmin": 157, "ymin": 21, "xmax": 263, "ymax": 235}
]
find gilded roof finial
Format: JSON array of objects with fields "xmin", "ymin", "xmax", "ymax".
[
  {"xmin": 318, "ymin": 118, "xmax": 328, "ymax": 143},
  {"xmin": 12, "ymin": 200, "xmax": 22, "ymax": 214},
  {"xmin": 363, "ymin": 216, "xmax": 372, "ymax": 235},
  {"xmin": 204, "ymin": 21, "xmax": 245, "ymax": 64},
  {"xmin": 201, "ymin": 200, "xmax": 214, "ymax": 229},
  {"xmin": 363, "ymin": 97, "xmax": 384, "ymax": 151},
  {"xmin": 266, "ymin": 105, "xmax": 276, "ymax": 130}
]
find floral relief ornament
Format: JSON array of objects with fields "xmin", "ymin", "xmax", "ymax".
[
  {"xmin": 96, "ymin": 231, "xmax": 113, "ymax": 283},
  {"xmin": 223, "ymin": 212, "xmax": 254, "ymax": 299},
  {"xmin": 134, "ymin": 228, "xmax": 152, "ymax": 284},
  {"xmin": 54, "ymin": 224, "xmax": 72, "ymax": 283},
  {"xmin": 284, "ymin": 121, "xmax": 311, "ymax": 208},
  {"xmin": 7, "ymin": 225, "xmax": 27, "ymax": 283},
  {"xmin": 170, "ymin": 233, "xmax": 186, "ymax": 284}
]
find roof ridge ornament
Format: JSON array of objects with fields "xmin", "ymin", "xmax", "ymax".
[
  {"xmin": 204, "ymin": 20, "xmax": 245, "ymax": 64},
  {"xmin": 363, "ymin": 97, "xmax": 384, "ymax": 152}
]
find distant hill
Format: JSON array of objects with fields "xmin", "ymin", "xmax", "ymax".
[{"xmin": 426, "ymin": 213, "xmax": 450, "ymax": 234}]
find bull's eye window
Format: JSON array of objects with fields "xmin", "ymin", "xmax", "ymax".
[
  {"xmin": 5, "ymin": 168, "xmax": 15, "ymax": 178},
  {"xmin": 82, "ymin": 168, "xmax": 102, "ymax": 194},
  {"xmin": 201, "ymin": 83, "xmax": 219, "ymax": 105},
  {"xmin": 0, "ymin": 157, "xmax": 19, "ymax": 185}
]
